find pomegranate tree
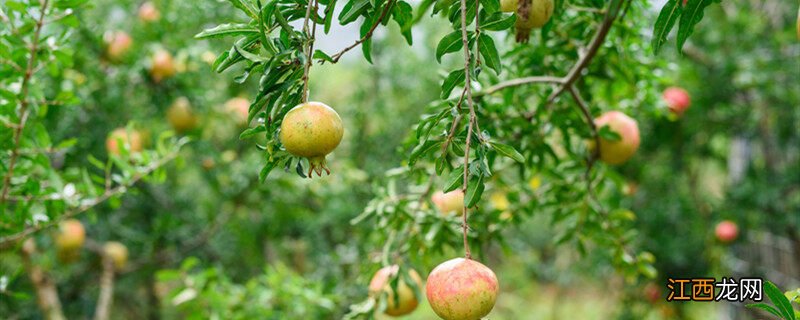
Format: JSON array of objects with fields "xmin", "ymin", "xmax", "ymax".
[
  {"xmin": 55, "ymin": 219, "xmax": 85, "ymax": 251},
  {"xmin": 662, "ymin": 87, "xmax": 691, "ymax": 116},
  {"xmin": 106, "ymin": 128, "xmax": 143, "ymax": 155},
  {"xmin": 593, "ymin": 111, "xmax": 640, "ymax": 165},
  {"xmin": 426, "ymin": 258, "xmax": 498, "ymax": 320},
  {"xmin": 715, "ymin": 220, "xmax": 738, "ymax": 243},
  {"xmin": 431, "ymin": 190, "xmax": 465, "ymax": 216},
  {"xmin": 501, "ymin": 0, "xmax": 554, "ymax": 43},
  {"xmin": 279, "ymin": 102, "xmax": 344, "ymax": 177},
  {"xmin": 167, "ymin": 97, "xmax": 198, "ymax": 133},
  {"xmin": 368, "ymin": 265, "xmax": 423, "ymax": 316}
]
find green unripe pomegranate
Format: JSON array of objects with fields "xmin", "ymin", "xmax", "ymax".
[
  {"xmin": 368, "ymin": 265, "xmax": 423, "ymax": 316},
  {"xmin": 167, "ymin": 97, "xmax": 198, "ymax": 133},
  {"xmin": 426, "ymin": 258, "xmax": 498, "ymax": 320},
  {"xmin": 279, "ymin": 101, "xmax": 344, "ymax": 177},
  {"xmin": 102, "ymin": 241, "xmax": 129, "ymax": 271}
]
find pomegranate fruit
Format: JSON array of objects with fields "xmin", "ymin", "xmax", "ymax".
[
  {"xmin": 368, "ymin": 265, "xmax": 423, "ymax": 316},
  {"xmin": 279, "ymin": 101, "xmax": 343, "ymax": 177},
  {"xmin": 105, "ymin": 31, "xmax": 132, "ymax": 61},
  {"xmin": 663, "ymin": 87, "xmax": 691, "ymax": 116},
  {"xmin": 503, "ymin": 0, "xmax": 554, "ymax": 43},
  {"xmin": 106, "ymin": 128, "xmax": 143, "ymax": 155},
  {"xmin": 224, "ymin": 97, "xmax": 251, "ymax": 126},
  {"xmin": 138, "ymin": 1, "xmax": 160, "ymax": 23},
  {"xmin": 715, "ymin": 220, "xmax": 738, "ymax": 243},
  {"xmin": 55, "ymin": 219, "xmax": 85, "ymax": 251},
  {"xmin": 426, "ymin": 258, "xmax": 498, "ymax": 320},
  {"xmin": 593, "ymin": 111, "xmax": 640, "ymax": 165},
  {"xmin": 149, "ymin": 49, "xmax": 176, "ymax": 82},
  {"xmin": 167, "ymin": 97, "xmax": 198, "ymax": 133},
  {"xmin": 431, "ymin": 190, "xmax": 465, "ymax": 216},
  {"xmin": 102, "ymin": 241, "xmax": 129, "ymax": 271}
]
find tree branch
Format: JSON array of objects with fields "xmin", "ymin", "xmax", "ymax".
[
  {"xmin": 1, "ymin": 0, "xmax": 51, "ymax": 204},
  {"xmin": 0, "ymin": 151, "xmax": 180, "ymax": 249},
  {"xmin": 324, "ymin": 0, "xmax": 395, "ymax": 64},
  {"xmin": 21, "ymin": 239, "xmax": 65, "ymax": 320},
  {"xmin": 546, "ymin": 0, "xmax": 625, "ymax": 105},
  {"xmin": 93, "ymin": 256, "xmax": 115, "ymax": 320},
  {"xmin": 458, "ymin": 0, "xmax": 477, "ymax": 260}
]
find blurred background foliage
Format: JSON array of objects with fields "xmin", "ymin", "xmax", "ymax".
[{"xmin": 0, "ymin": 0, "xmax": 798, "ymax": 319}]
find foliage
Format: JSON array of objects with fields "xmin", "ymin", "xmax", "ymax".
[{"xmin": 0, "ymin": 0, "xmax": 798, "ymax": 319}]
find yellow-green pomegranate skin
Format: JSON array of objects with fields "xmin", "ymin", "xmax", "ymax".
[{"xmin": 280, "ymin": 102, "xmax": 343, "ymax": 176}]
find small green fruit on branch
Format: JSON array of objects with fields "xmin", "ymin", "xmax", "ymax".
[
  {"xmin": 279, "ymin": 102, "xmax": 344, "ymax": 177},
  {"xmin": 426, "ymin": 258, "xmax": 498, "ymax": 320},
  {"xmin": 368, "ymin": 265, "xmax": 423, "ymax": 316}
]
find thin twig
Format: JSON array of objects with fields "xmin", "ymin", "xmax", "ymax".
[
  {"xmin": 324, "ymin": 0, "xmax": 395, "ymax": 64},
  {"xmin": 457, "ymin": 0, "xmax": 477, "ymax": 260},
  {"xmin": 300, "ymin": 0, "xmax": 317, "ymax": 102},
  {"xmin": 21, "ymin": 240, "xmax": 65, "ymax": 320},
  {"xmin": 1, "ymin": 0, "xmax": 51, "ymax": 204},
  {"xmin": 0, "ymin": 151, "xmax": 180, "ymax": 249},
  {"xmin": 473, "ymin": 76, "xmax": 564, "ymax": 98},
  {"xmin": 545, "ymin": 0, "xmax": 625, "ymax": 105}
]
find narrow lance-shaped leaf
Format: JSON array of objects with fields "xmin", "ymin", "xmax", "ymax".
[
  {"xmin": 676, "ymin": 0, "xmax": 714, "ymax": 53},
  {"xmin": 464, "ymin": 174, "xmax": 484, "ymax": 208},
  {"xmin": 435, "ymin": 31, "xmax": 463, "ymax": 62},
  {"xmin": 651, "ymin": 0, "xmax": 681, "ymax": 54},
  {"xmin": 195, "ymin": 23, "xmax": 259, "ymax": 39},
  {"xmin": 441, "ymin": 69, "xmax": 465, "ymax": 99},
  {"xmin": 489, "ymin": 141, "xmax": 524, "ymax": 163},
  {"xmin": 477, "ymin": 34, "xmax": 501, "ymax": 74}
]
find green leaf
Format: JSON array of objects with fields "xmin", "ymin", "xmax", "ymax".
[
  {"xmin": 313, "ymin": 50, "xmax": 334, "ymax": 63},
  {"xmin": 489, "ymin": 141, "xmax": 524, "ymax": 163},
  {"xmin": 239, "ymin": 126, "xmax": 267, "ymax": 140},
  {"xmin": 651, "ymin": 0, "xmax": 681, "ymax": 54},
  {"xmin": 598, "ymin": 125, "xmax": 621, "ymax": 142},
  {"xmin": 764, "ymin": 281, "xmax": 797, "ymax": 320},
  {"xmin": 443, "ymin": 168, "xmax": 464, "ymax": 193},
  {"xmin": 435, "ymin": 31, "xmax": 463, "ymax": 63},
  {"xmin": 259, "ymin": 161, "xmax": 276, "ymax": 182},
  {"xmin": 676, "ymin": 0, "xmax": 713, "ymax": 53},
  {"xmin": 324, "ymin": 0, "xmax": 338, "ymax": 33},
  {"xmin": 339, "ymin": 0, "xmax": 371, "ymax": 24},
  {"xmin": 235, "ymin": 43, "xmax": 269, "ymax": 62},
  {"xmin": 746, "ymin": 303, "xmax": 784, "ymax": 319},
  {"xmin": 409, "ymin": 140, "xmax": 442, "ymax": 165},
  {"xmin": 479, "ymin": 0, "xmax": 500, "ymax": 15},
  {"xmin": 464, "ymin": 174, "xmax": 484, "ymax": 208},
  {"xmin": 228, "ymin": 0, "xmax": 259, "ymax": 19},
  {"xmin": 195, "ymin": 23, "xmax": 259, "ymax": 39},
  {"xmin": 480, "ymin": 12, "xmax": 515, "ymax": 31},
  {"xmin": 441, "ymin": 69, "xmax": 465, "ymax": 99},
  {"xmin": 392, "ymin": 1, "xmax": 414, "ymax": 45},
  {"xmin": 477, "ymin": 34, "xmax": 501, "ymax": 74}
]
